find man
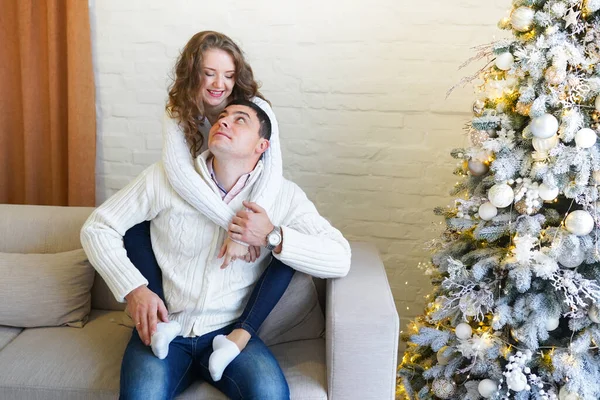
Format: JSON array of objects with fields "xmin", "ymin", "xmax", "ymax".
[{"xmin": 81, "ymin": 99, "xmax": 351, "ymax": 399}]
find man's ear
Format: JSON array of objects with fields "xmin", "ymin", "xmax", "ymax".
[{"xmin": 256, "ymin": 139, "xmax": 270, "ymax": 155}]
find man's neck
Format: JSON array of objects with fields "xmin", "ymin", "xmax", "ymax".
[{"xmin": 212, "ymin": 156, "xmax": 259, "ymax": 193}]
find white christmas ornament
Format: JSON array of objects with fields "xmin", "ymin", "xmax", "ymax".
[
  {"xmin": 503, "ymin": 350, "xmax": 533, "ymax": 392},
  {"xmin": 488, "ymin": 183, "xmax": 515, "ymax": 208},
  {"xmin": 589, "ymin": 305, "xmax": 600, "ymax": 323},
  {"xmin": 478, "ymin": 379, "xmax": 498, "ymax": 398},
  {"xmin": 455, "ymin": 323, "xmax": 472, "ymax": 340},
  {"xmin": 575, "ymin": 128, "xmax": 597, "ymax": 148},
  {"xmin": 506, "ymin": 370, "xmax": 528, "ymax": 391},
  {"xmin": 595, "ymin": 96, "xmax": 600, "ymax": 112},
  {"xmin": 478, "ymin": 202, "xmax": 498, "ymax": 221},
  {"xmin": 431, "ymin": 378, "xmax": 457, "ymax": 399},
  {"xmin": 468, "ymin": 160, "xmax": 489, "ymax": 176},
  {"xmin": 495, "ymin": 53, "xmax": 514, "ymax": 71},
  {"xmin": 565, "ymin": 210, "xmax": 595, "ymax": 236},
  {"xmin": 545, "ymin": 66, "xmax": 567, "ymax": 85},
  {"xmin": 532, "ymin": 134, "xmax": 559, "ymax": 153},
  {"xmin": 559, "ymin": 386, "xmax": 581, "ymax": 400},
  {"xmin": 436, "ymin": 346, "xmax": 453, "ymax": 366},
  {"xmin": 511, "ymin": 6, "xmax": 535, "ymax": 32},
  {"xmin": 545, "ymin": 316, "xmax": 560, "ymax": 331},
  {"xmin": 558, "ymin": 249, "xmax": 585, "ymax": 269},
  {"xmin": 530, "ymin": 114, "xmax": 559, "ymax": 139},
  {"xmin": 538, "ymin": 183, "xmax": 559, "ymax": 201}
]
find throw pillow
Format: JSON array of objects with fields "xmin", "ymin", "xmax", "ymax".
[{"xmin": 0, "ymin": 249, "xmax": 94, "ymax": 328}]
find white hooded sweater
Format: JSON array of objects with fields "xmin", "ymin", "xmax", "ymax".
[
  {"xmin": 81, "ymin": 100, "xmax": 351, "ymax": 338},
  {"xmin": 162, "ymin": 97, "xmax": 283, "ymax": 231}
]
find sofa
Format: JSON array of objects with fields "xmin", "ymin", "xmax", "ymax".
[{"xmin": 0, "ymin": 204, "xmax": 399, "ymax": 399}]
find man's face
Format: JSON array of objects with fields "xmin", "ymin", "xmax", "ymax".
[{"xmin": 208, "ymin": 104, "xmax": 269, "ymax": 159}]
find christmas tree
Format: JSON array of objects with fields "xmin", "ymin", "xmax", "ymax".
[{"xmin": 397, "ymin": 1, "xmax": 600, "ymax": 399}]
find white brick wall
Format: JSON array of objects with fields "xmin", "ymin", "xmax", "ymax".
[{"xmin": 89, "ymin": 0, "xmax": 510, "ymax": 335}]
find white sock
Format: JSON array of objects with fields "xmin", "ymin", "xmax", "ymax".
[
  {"xmin": 150, "ymin": 321, "xmax": 181, "ymax": 360},
  {"xmin": 209, "ymin": 334, "xmax": 241, "ymax": 381}
]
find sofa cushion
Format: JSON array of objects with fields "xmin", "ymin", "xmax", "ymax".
[
  {"xmin": 0, "ymin": 204, "xmax": 93, "ymax": 254},
  {"xmin": 0, "ymin": 310, "xmax": 327, "ymax": 400},
  {"xmin": 0, "ymin": 249, "xmax": 95, "ymax": 328},
  {"xmin": 0, "ymin": 326, "xmax": 22, "ymax": 351},
  {"xmin": 178, "ymin": 338, "xmax": 327, "ymax": 400}
]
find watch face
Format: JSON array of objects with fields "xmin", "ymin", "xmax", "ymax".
[{"xmin": 268, "ymin": 230, "xmax": 281, "ymax": 246}]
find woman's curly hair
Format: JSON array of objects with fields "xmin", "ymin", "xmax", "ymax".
[{"xmin": 166, "ymin": 31, "xmax": 266, "ymax": 157}]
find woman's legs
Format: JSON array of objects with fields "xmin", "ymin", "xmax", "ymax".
[
  {"xmin": 234, "ymin": 257, "xmax": 295, "ymax": 335},
  {"xmin": 209, "ymin": 257, "xmax": 295, "ymax": 381},
  {"xmin": 123, "ymin": 221, "xmax": 181, "ymax": 359},
  {"xmin": 124, "ymin": 221, "xmax": 165, "ymax": 301}
]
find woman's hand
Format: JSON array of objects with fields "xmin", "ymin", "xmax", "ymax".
[
  {"xmin": 241, "ymin": 245, "xmax": 261, "ymax": 263},
  {"xmin": 218, "ymin": 237, "xmax": 249, "ymax": 269}
]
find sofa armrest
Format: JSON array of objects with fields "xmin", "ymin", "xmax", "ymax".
[{"xmin": 326, "ymin": 242, "xmax": 399, "ymax": 400}]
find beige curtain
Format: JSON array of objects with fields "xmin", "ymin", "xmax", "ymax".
[{"xmin": 0, "ymin": 0, "xmax": 96, "ymax": 206}]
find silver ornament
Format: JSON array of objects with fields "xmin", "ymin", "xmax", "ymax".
[
  {"xmin": 479, "ymin": 202, "xmax": 498, "ymax": 221},
  {"xmin": 557, "ymin": 248, "xmax": 585, "ymax": 268},
  {"xmin": 468, "ymin": 160, "xmax": 489, "ymax": 176},
  {"xmin": 431, "ymin": 378, "xmax": 457, "ymax": 399},
  {"xmin": 436, "ymin": 346, "xmax": 453, "ymax": 366},
  {"xmin": 531, "ymin": 114, "xmax": 559, "ymax": 139},
  {"xmin": 511, "ymin": 6, "xmax": 535, "ymax": 32},
  {"xmin": 565, "ymin": 210, "xmax": 594, "ymax": 236},
  {"xmin": 538, "ymin": 183, "xmax": 559, "ymax": 201},
  {"xmin": 488, "ymin": 183, "xmax": 515, "ymax": 208}
]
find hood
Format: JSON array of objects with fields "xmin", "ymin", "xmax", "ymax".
[{"xmin": 161, "ymin": 97, "xmax": 283, "ymax": 230}]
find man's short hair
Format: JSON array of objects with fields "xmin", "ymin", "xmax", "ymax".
[{"xmin": 227, "ymin": 99, "xmax": 272, "ymax": 140}]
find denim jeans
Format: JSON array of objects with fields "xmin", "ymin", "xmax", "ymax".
[
  {"xmin": 123, "ymin": 221, "xmax": 296, "ymax": 336},
  {"xmin": 120, "ymin": 325, "xmax": 289, "ymax": 399},
  {"xmin": 122, "ymin": 221, "xmax": 295, "ymax": 399}
]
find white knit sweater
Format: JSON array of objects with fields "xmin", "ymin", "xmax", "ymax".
[
  {"xmin": 162, "ymin": 97, "xmax": 283, "ymax": 231},
  {"xmin": 81, "ymin": 153, "xmax": 351, "ymax": 338}
]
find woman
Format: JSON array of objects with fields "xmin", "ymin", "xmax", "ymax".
[{"xmin": 123, "ymin": 31, "xmax": 294, "ymax": 384}]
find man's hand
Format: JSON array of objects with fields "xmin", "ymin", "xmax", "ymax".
[
  {"xmin": 218, "ymin": 237, "xmax": 249, "ymax": 269},
  {"xmin": 125, "ymin": 285, "xmax": 169, "ymax": 346},
  {"xmin": 229, "ymin": 201, "xmax": 274, "ymax": 247}
]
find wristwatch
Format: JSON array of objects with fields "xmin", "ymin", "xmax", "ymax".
[{"xmin": 265, "ymin": 226, "xmax": 282, "ymax": 251}]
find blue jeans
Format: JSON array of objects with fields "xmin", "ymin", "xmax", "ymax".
[
  {"xmin": 123, "ymin": 221, "xmax": 295, "ymax": 336},
  {"xmin": 120, "ymin": 325, "xmax": 289, "ymax": 399},
  {"xmin": 122, "ymin": 221, "xmax": 295, "ymax": 398}
]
